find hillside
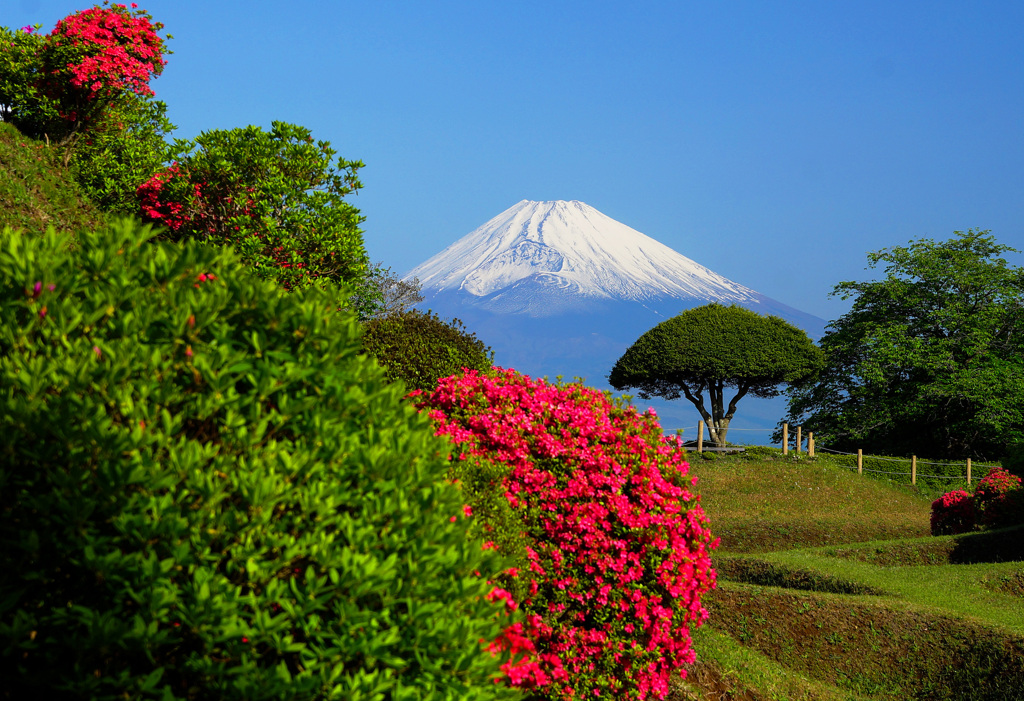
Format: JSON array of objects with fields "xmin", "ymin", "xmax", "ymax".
[
  {"xmin": 674, "ymin": 450, "xmax": 1024, "ymax": 701},
  {"xmin": 0, "ymin": 121, "xmax": 108, "ymax": 238}
]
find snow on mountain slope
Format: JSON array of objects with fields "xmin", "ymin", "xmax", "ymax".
[{"xmin": 407, "ymin": 200, "xmax": 761, "ymax": 310}]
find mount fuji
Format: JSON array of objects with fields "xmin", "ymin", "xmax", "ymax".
[{"xmin": 406, "ymin": 200, "xmax": 826, "ymax": 430}]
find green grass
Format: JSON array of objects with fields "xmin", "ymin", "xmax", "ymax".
[
  {"xmin": 670, "ymin": 448, "xmax": 1024, "ymax": 700},
  {"xmin": 0, "ymin": 121, "xmax": 107, "ymax": 239}
]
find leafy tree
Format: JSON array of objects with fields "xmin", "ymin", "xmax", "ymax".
[
  {"xmin": 783, "ymin": 230, "xmax": 1024, "ymax": 459},
  {"xmin": 609, "ymin": 303, "xmax": 824, "ymax": 446}
]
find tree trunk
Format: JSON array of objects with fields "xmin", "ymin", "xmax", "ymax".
[{"xmin": 680, "ymin": 380, "xmax": 749, "ymax": 447}]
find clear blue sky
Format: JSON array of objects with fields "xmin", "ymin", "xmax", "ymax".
[{"xmin": 12, "ymin": 0, "xmax": 1024, "ymax": 322}]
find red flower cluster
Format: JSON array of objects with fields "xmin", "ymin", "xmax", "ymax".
[
  {"xmin": 49, "ymin": 3, "xmax": 166, "ymax": 100},
  {"xmin": 136, "ymin": 164, "xmax": 193, "ymax": 231},
  {"xmin": 931, "ymin": 467, "xmax": 1023, "ymax": 535},
  {"xmin": 930, "ymin": 489, "xmax": 975, "ymax": 535},
  {"xmin": 974, "ymin": 467, "xmax": 1023, "ymax": 528},
  {"xmin": 413, "ymin": 368, "xmax": 718, "ymax": 700}
]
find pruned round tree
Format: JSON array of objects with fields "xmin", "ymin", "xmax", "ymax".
[{"xmin": 609, "ymin": 303, "xmax": 824, "ymax": 445}]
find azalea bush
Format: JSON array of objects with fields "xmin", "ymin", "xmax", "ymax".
[
  {"xmin": 0, "ymin": 220, "xmax": 522, "ymax": 700},
  {"xmin": 1, "ymin": 2, "xmax": 168, "ymax": 142},
  {"xmin": 137, "ymin": 121, "xmax": 376, "ymax": 314},
  {"xmin": 974, "ymin": 467, "xmax": 1023, "ymax": 529},
  {"xmin": 930, "ymin": 489, "xmax": 975, "ymax": 536},
  {"xmin": 931, "ymin": 467, "xmax": 1024, "ymax": 535},
  {"xmin": 412, "ymin": 368, "xmax": 718, "ymax": 700}
]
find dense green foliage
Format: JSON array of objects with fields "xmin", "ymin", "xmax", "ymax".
[
  {"xmin": 362, "ymin": 310, "xmax": 493, "ymax": 392},
  {"xmin": 609, "ymin": 303, "xmax": 823, "ymax": 445},
  {"xmin": 0, "ymin": 220, "xmax": 520, "ymax": 700},
  {"xmin": 138, "ymin": 121, "xmax": 375, "ymax": 313},
  {"xmin": 783, "ymin": 230, "xmax": 1024, "ymax": 460},
  {"xmin": 69, "ymin": 92, "xmax": 175, "ymax": 214}
]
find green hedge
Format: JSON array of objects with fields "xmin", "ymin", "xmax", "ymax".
[{"xmin": 0, "ymin": 220, "xmax": 522, "ymax": 700}]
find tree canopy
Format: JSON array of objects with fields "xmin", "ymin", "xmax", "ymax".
[
  {"xmin": 783, "ymin": 230, "xmax": 1024, "ymax": 459},
  {"xmin": 609, "ymin": 303, "xmax": 824, "ymax": 445}
]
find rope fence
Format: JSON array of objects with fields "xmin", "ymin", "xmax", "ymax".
[{"xmin": 667, "ymin": 421, "xmax": 999, "ymax": 487}]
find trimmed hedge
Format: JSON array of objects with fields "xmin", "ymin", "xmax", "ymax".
[
  {"xmin": 361, "ymin": 309, "xmax": 493, "ymax": 393},
  {"xmin": 0, "ymin": 220, "xmax": 522, "ymax": 700}
]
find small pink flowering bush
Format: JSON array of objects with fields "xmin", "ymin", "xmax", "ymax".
[
  {"xmin": 930, "ymin": 489, "xmax": 975, "ymax": 536},
  {"xmin": 974, "ymin": 467, "xmax": 1023, "ymax": 529},
  {"xmin": 412, "ymin": 368, "xmax": 718, "ymax": 700},
  {"xmin": 931, "ymin": 467, "xmax": 1024, "ymax": 535}
]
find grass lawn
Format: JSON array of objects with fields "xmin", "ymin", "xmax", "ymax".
[{"xmin": 669, "ymin": 448, "xmax": 1024, "ymax": 701}]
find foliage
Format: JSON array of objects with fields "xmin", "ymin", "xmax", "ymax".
[
  {"xmin": 137, "ymin": 121, "xmax": 373, "ymax": 310},
  {"xmin": 931, "ymin": 490, "xmax": 976, "ymax": 536},
  {"xmin": 412, "ymin": 369, "xmax": 718, "ymax": 700},
  {"xmin": 362, "ymin": 309, "xmax": 493, "ymax": 392},
  {"xmin": 68, "ymin": 92, "xmax": 174, "ymax": 215},
  {"xmin": 609, "ymin": 303, "xmax": 824, "ymax": 446},
  {"xmin": 0, "ymin": 24, "xmax": 47, "ymax": 127},
  {"xmin": 1, "ymin": 3, "xmax": 169, "ymax": 144},
  {"xmin": 0, "ymin": 120, "xmax": 107, "ymax": 238},
  {"xmin": 784, "ymin": 230, "xmax": 1024, "ymax": 459},
  {"xmin": 0, "ymin": 220, "xmax": 522, "ymax": 700},
  {"xmin": 1005, "ymin": 442, "xmax": 1024, "ymax": 479}
]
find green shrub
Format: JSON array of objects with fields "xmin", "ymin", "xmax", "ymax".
[
  {"xmin": 0, "ymin": 220, "xmax": 522, "ymax": 700},
  {"xmin": 361, "ymin": 309, "xmax": 493, "ymax": 393},
  {"xmin": 740, "ymin": 445, "xmax": 779, "ymax": 460}
]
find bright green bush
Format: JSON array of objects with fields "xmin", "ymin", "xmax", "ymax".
[
  {"xmin": 0, "ymin": 220, "xmax": 522, "ymax": 700},
  {"xmin": 361, "ymin": 309, "xmax": 493, "ymax": 393}
]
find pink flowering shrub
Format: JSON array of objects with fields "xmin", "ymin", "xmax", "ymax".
[
  {"xmin": 931, "ymin": 467, "xmax": 1024, "ymax": 535},
  {"xmin": 2, "ymin": 2, "xmax": 168, "ymax": 141},
  {"xmin": 40, "ymin": 2, "xmax": 167, "ymax": 130},
  {"xmin": 930, "ymin": 489, "xmax": 975, "ymax": 536},
  {"xmin": 974, "ymin": 467, "xmax": 1023, "ymax": 529},
  {"xmin": 412, "ymin": 368, "xmax": 718, "ymax": 700}
]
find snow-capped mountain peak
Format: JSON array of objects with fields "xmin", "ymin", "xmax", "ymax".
[{"xmin": 407, "ymin": 200, "xmax": 760, "ymax": 311}]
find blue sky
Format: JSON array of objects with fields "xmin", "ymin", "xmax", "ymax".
[{"xmin": 12, "ymin": 0, "xmax": 1024, "ymax": 322}]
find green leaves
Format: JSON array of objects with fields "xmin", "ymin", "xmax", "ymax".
[
  {"xmin": 361, "ymin": 310, "xmax": 494, "ymax": 393},
  {"xmin": 0, "ymin": 220, "xmax": 519, "ymax": 700},
  {"xmin": 785, "ymin": 229, "xmax": 1024, "ymax": 459},
  {"xmin": 145, "ymin": 121, "xmax": 372, "ymax": 311}
]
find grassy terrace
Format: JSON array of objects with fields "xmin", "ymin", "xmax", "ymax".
[{"xmin": 670, "ymin": 449, "xmax": 1024, "ymax": 700}]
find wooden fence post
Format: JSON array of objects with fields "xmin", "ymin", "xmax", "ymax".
[
  {"xmin": 796, "ymin": 426, "xmax": 802, "ymax": 455},
  {"xmin": 967, "ymin": 458, "xmax": 972, "ymax": 485},
  {"xmin": 697, "ymin": 421, "xmax": 704, "ymax": 454},
  {"xmin": 857, "ymin": 449, "xmax": 863, "ymax": 475},
  {"xmin": 912, "ymin": 455, "xmax": 917, "ymax": 485},
  {"xmin": 808, "ymin": 432, "xmax": 814, "ymax": 458},
  {"xmin": 782, "ymin": 423, "xmax": 788, "ymax": 455}
]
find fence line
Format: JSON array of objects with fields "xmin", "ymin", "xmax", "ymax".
[{"xmin": 671, "ymin": 421, "xmax": 997, "ymax": 486}]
